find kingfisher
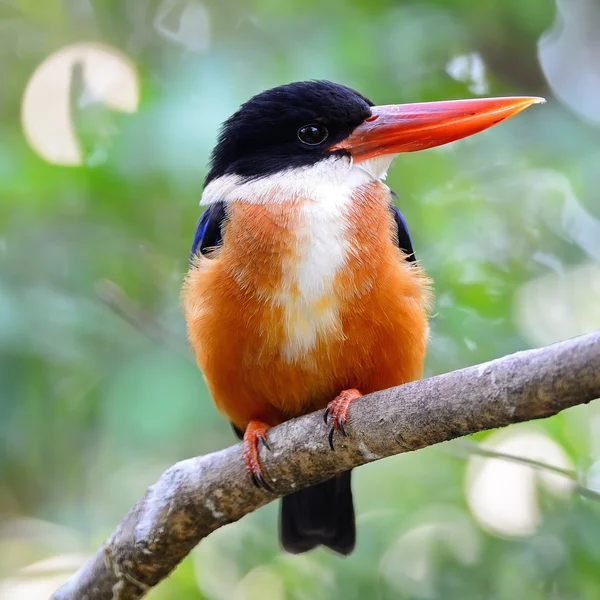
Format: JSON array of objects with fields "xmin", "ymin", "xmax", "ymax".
[{"xmin": 182, "ymin": 81, "xmax": 542, "ymax": 556}]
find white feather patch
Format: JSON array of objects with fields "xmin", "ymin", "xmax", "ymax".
[
  {"xmin": 279, "ymin": 192, "xmax": 349, "ymax": 362},
  {"xmin": 200, "ymin": 154, "xmax": 396, "ymax": 206}
]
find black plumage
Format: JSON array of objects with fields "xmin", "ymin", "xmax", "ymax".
[
  {"xmin": 280, "ymin": 471, "xmax": 355, "ymax": 555},
  {"xmin": 206, "ymin": 80, "xmax": 373, "ymax": 184}
]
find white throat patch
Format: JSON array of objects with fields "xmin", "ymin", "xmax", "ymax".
[
  {"xmin": 200, "ymin": 154, "xmax": 395, "ymax": 206},
  {"xmin": 201, "ymin": 154, "xmax": 396, "ymax": 363}
]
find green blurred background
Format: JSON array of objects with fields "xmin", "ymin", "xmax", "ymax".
[{"xmin": 2, "ymin": 0, "xmax": 600, "ymax": 598}]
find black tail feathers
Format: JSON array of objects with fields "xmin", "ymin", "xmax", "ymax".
[{"xmin": 279, "ymin": 470, "xmax": 355, "ymax": 556}]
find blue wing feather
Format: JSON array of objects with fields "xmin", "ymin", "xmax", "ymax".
[
  {"xmin": 190, "ymin": 201, "xmax": 226, "ymax": 261},
  {"xmin": 389, "ymin": 191, "xmax": 415, "ymax": 263}
]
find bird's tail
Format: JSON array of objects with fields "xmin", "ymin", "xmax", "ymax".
[{"xmin": 279, "ymin": 470, "xmax": 355, "ymax": 556}]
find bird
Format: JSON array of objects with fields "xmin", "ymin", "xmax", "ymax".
[{"xmin": 182, "ymin": 80, "xmax": 543, "ymax": 556}]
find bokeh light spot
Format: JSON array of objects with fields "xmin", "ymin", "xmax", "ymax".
[
  {"xmin": 154, "ymin": 0, "xmax": 211, "ymax": 52},
  {"xmin": 516, "ymin": 261, "xmax": 600, "ymax": 347},
  {"xmin": 381, "ymin": 507, "xmax": 481, "ymax": 598},
  {"xmin": 466, "ymin": 430, "xmax": 573, "ymax": 537},
  {"xmin": 539, "ymin": 0, "xmax": 600, "ymax": 125},
  {"xmin": 446, "ymin": 52, "xmax": 489, "ymax": 95},
  {"xmin": 21, "ymin": 43, "xmax": 139, "ymax": 166}
]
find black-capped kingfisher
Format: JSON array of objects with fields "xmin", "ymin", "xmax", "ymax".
[{"xmin": 182, "ymin": 81, "xmax": 543, "ymax": 556}]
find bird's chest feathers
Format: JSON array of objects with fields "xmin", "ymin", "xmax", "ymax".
[{"xmin": 225, "ymin": 184, "xmax": 387, "ymax": 363}]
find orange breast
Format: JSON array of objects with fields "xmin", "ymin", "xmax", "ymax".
[{"xmin": 182, "ymin": 181, "xmax": 431, "ymax": 430}]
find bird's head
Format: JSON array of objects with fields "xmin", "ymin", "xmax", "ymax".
[{"xmin": 201, "ymin": 80, "xmax": 543, "ymax": 205}]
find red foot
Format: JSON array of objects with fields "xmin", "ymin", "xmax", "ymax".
[
  {"xmin": 324, "ymin": 389, "xmax": 362, "ymax": 450},
  {"xmin": 242, "ymin": 420, "xmax": 273, "ymax": 492}
]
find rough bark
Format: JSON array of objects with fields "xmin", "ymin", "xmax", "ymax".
[{"xmin": 51, "ymin": 331, "xmax": 600, "ymax": 600}]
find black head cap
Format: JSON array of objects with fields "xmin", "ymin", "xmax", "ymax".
[{"xmin": 205, "ymin": 80, "xmax": 374, "ymax": 184}]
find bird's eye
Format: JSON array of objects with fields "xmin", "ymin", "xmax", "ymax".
[{"xmin": 297, "ymin": 124, "xmax": 328, "ymax": 146}]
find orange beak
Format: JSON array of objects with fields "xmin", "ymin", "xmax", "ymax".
[{"xmin": 330, "ymin": 96, "xmax": 545, "ymax": 161}]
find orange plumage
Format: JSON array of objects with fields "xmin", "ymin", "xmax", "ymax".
[{"xmin": 182, "ymin": 180, "xmax": 431, "ymax": 432}]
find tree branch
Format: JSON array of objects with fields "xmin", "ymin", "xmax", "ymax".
[{"xmin": 51, "ymin": 331, "xmax": 600, "ymax": 600}]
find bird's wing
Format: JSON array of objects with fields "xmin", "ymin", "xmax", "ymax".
[
  {"xmin": 189, "ymin": 202, "xmax": 238, "ymax": 436},
  {"xmin": 190, "ymin": 201, "xmax": 227, "ymax": 261},
  {"xmin": 389, "ymin": 191, "xmax": 416, "ymax": 263}
]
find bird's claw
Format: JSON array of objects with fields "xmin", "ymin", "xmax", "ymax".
[
  {"xmin": 323, "ymin": 389, "xmax": 362, "ymax": 450},
  {"xmin": 242, "ymin": 420, "xmax": 274, "ymax": 492},
  {"xmin": 250, "ymin": 470, "xmax": 274, "ymax": 493},
  {"xmin": 328, "ymin": 426, "xmax": 336, "ymax": 451},
  {"xmin": 260, "ymin": 435, "xmax": 272, "ymax": 452}
]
